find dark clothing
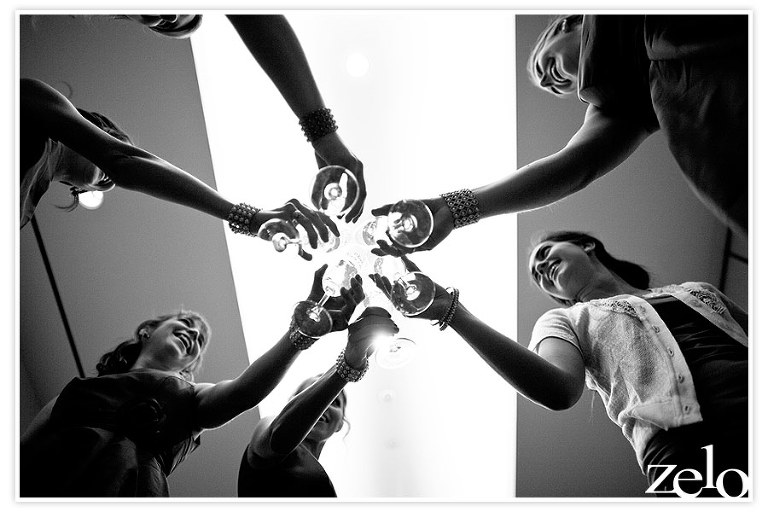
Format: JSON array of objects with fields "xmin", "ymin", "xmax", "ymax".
[
  {"xmin": 21, "ymin": 370, "xmax": 201, "ymax": 497},
  {"xmin": 643, "ymin": 296, "xmax": 748, "ymax": 497},
  {"xmin": 579, "ymin": 14, "xmax": 748, "ymax": 232},
  {"xmin": 237, "ymin": 444, "xmax": 337, "ymax": 498}
]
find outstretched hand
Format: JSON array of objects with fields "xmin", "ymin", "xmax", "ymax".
[
  {"xmin": 307, "ymin": 264, "xmax": 365, "ymax": 332},
  {"xmin": 252, "ymin": 199, "xmax": 339, "ymax": 261},
  {"xmin": 368, "ymin": 256, "xmax": 453, "ymax": 323},
  {"xmin": 369, "ymin": 197, "xmax": 454, "ymax": 257},
  {"xmin": 312, "ymin": 132, "xmax": 366, "ymax": 223},
  {"xmin": 345, "ymin": 307, "xmax": 399, "ymax": 364}
]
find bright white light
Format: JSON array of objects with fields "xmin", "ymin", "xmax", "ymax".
[
  {"xmin": 77, "ymin": 191, "xmax": 104, "ymax": 210},
  {"xmin": 346, "ymin": 51, "xmax": 370, "ymax": 77},
  {"xmin": 192, "ymin": 12, "xmax": 517, "ymax": 498}
]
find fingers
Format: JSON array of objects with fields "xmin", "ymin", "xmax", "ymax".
[
  {"xmin": 370, "ymin": 204, "xmax": 392, "ymax": 217},
  {"xmin": 298, "ymin": 247, "xmax": 312, "ymax": 261},
  {"xmin": 318, "ymin": 210, "xmax": 341, "ymax": 238},
  {"xmin": 371, "ymin": 240, "xmax": 409, "ymax": 258},
  {"xmin": 401, "ymin": 255, "xmax": 421, "ymax": 273},
  {"xmin": 286, "ymin": 201, "xmax": 320, "ymax": 247},
  {"xmin": 369, "ymin": 273, "xmax": 393, "ymax": 299},
  {"xmin": 308, "ymin": 264, "xmax": 328, "ymax": 299}
]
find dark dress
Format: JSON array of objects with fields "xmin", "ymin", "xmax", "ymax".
[
  {"xmin": 237, "ymin": 444, "xmax": 337, "ymax": 498},
  {"xmin": 21, "ymin": 370, "xmax": 201, "ymax": 497},
  {"xmin": 642, "ymin": 295, "xmax": 748, "ymax": 497},
  {"xmin": 579, "ymin": 15, "xmax": 748, "ymax": 232}
]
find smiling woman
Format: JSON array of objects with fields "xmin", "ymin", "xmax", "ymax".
[{"xmin": 19, "ymin": 263, "xmax": 366, "ymax": 498}]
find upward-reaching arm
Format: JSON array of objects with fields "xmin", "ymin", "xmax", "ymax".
[
  {"xmin": 225, "ymin": 15, "xmax": 366, "ymax": 222},
  {"xmin": 372, "ymin": 105, "xmax": 653, "ymax": 255},
  {"xmin": 20, "ymin": 78, "xmax": 336, "ymax": 251},
  {"xmin": 371, "ymin": 258, "xmax": 584, "ymax": 410},
  {"xmin": 449, "ymin": 303, "xmax": 585, "ymax": 411},
  {"xmin": 192, "ymin": 268, "xmax": 365, "ymax": 430}
]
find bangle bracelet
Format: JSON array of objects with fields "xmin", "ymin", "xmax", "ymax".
[
  {"xmin": 335, "ymin": 349, "xmax": 369, "ymax": 382},
  {"xmin": 299, "ymin": 107, "xmax": 338, "ymax": 142},
  {"xmin": 436, "ymin": 288, "xmax": 460, "ymax": 331},
  {"xmin": 289, "ymin": 318, "xmax": 318, "ymax": 350},
  {"xmin": 440, "ymin": 189, "xmax": 480, "ymax": 228},
  {"xmin": 227, "ymin": 203, "xmax": 260, "ymax": 236}
]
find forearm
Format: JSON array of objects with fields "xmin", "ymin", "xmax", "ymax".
[
  {"xmin": 104, "ymin": 151, "xmax": 233, "ymax": 220},
  {"xmin": 449, "ymin": 303, "xmax": 580, "ymax": 410},
  {"xmin": 226, "ymin": 15, "xmax": 325, "ymax": 117},
  {"xmin": 196, "ymin": 332, "xmax": 300, "ymax": 429},
  {"xmin": 473, "ymin": 151, "xmax": 594, "ymax": 218},
  {"xmin": 268, "ymin": 367, "xmax": 346, "ymax": 454},
  {"xmin": 473, "ymin": 106, "xmax": 650, "ymax": 219}
]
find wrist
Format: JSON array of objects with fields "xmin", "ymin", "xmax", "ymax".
[
  {"xmin": 227, "ymin": 202, "xmax": 260, "ymax": 237},
  {"xmin": 439, "ymin": 189, "xmax": 481, "ymax": 228},
  {"xmin": 299, "ymin": 107, "xmax": 337, "ymax": 143}
]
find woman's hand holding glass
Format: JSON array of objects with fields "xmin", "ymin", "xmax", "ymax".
[
  {"xmin": 253, "ymin": 199, "xmax": 340, "ymax": 261},
  {"xmin": 312, "ymin": 132, "xmax": 366, "ymax": 223},
  {"xmin": 370, "ymin": 256, "xmax": 453, "ymax": 323},
  {"xmin": 369, "ymin": 197, "xmax": 453, "ymax": 256},
  {"xmin": 344, "ymin": 307, "xmax": 400, "ymax": 369},
  {"xmin": 300, "ymin": 263, "xmax": 365, "ymax": 336}
]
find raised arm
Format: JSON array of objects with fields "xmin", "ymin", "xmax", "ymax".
[
  {"xmin": 247, "ymin": 306, "xmax": 396, "ymax": 461},
  {"xmin": 20, "ymin": 78, "xmax": 337, "ymax": 252},
  {"xmin": 225, "ymin": 15, "xmax": 365, "ymax": 222},
  {"xmin": 372, "ymin": 105, "xmax": 652, "ymax": 256},
  {"xmin": 473, "ymin": 104, "xmax": 652, "ymax": 218},
  {"xmin": 449, "ymin": 304, "xmax": 585, "ymax": 410},
  {"xmin": 371, "ymin": 258, "xmax": 583, "ymax": 410},
  {"xmin": 192, "ymin": 267, "xmax": 365, "ymax": 430}
]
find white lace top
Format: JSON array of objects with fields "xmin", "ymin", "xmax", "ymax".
[{"xmin": 529, "ymin": 281, "xmax": 748, "ymax": 470}]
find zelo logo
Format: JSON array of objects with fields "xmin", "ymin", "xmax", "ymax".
[{"xmin": 646, "ymin": 445, "xmax": 749, "ymax": 498}]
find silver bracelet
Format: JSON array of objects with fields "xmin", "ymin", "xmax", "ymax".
[
  {"xmin": 289, "ymin": 319, "xmax": 318, "ymax": 350},
  {"xmin": 227, "ymin": 203, "xmax": 260, "ymax": 236},
  {"xmin": 440, "ymin": 189, "xmax": 480, "ymax": 228},
  {"xmin": 335, "ymin": 349, "xmax": 369, "ymax": 382}
]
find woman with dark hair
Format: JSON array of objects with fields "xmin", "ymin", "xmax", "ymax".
[
  {"xmin": 20, "ymin": 77, "xmax": 336, "ymax": 260},
  {"xmin": 238, "ymin": 307, "xmax": 398, "ymax": 497},
  {"xmin": 372, "ymin": 233, "xmax": 748, "ymax": 497},
  {"xmin": 20, "ymin": 266, "xmax": 366, "ymax": 497},
  {"xmin": 371, "ymin": 14, "xmax": 747, "ymax": 257}
]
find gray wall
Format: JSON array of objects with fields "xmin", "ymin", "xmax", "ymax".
[
  {"xmin": 19, "ymin": 15, "xmax": 257, "ymax": 497},
  {"xmin": 514, "ymin": 15, "xmax": 748, "ymax": 497}
]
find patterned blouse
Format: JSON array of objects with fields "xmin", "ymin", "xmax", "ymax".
[{"xmin": 529, "ymin": 282, "xmax": 747, "ymax": 469}]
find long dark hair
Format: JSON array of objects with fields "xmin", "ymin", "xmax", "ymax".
[
  {"xmin": 529, "ymin": 231, "xmax": 650, "ymax": 306},
  {"xmin": 60, "ymin": 108, "xmax": 134, "ymax": 211},
  {"xmin": 96, "ymin": 311, "xmax": 211, "ymax": 382}
]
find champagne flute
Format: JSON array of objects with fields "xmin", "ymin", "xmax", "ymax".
[{"xmin": 311, "ymin": 165, "xmax": 360, "ymax": 217}]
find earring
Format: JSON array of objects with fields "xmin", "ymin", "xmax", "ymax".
[{"xmin": 139, "ymin": 330, "xmax": 149, "ymax": 340}]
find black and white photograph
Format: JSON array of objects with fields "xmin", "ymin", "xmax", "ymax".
[{"xmin": 10, "ymin": 3, "xmax": 760, "ymax": 505}]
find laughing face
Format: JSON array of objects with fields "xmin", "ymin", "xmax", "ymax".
[
  {"xmin": 529, "ymin": 240, "xmax": 596, "ymax": 303},
  {"xmin": 142, "ymin": 315, "xmax": 205, "ymax": 373}
]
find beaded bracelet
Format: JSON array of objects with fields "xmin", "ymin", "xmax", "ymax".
[
  {"xmin": 437, "ymin": 288, "xmax": 460, "ymax": 331},
  {"xmin": 439, "ymin": 189, "xmax": 481, "ymax": 228},
  {"xmin": 299, "ymin": 107, "xmax": 338, "ymax": 142},
  {"xmin": 335, "ymin": 349, "xmax": 369, "ymax": 382},
  {"xmin": 227, "ymin": 203, "xmax": 260, "ymax": 236},
  {"xmin": 288, "ymin": 319, "xmax": 318, "ymax": 350}
]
